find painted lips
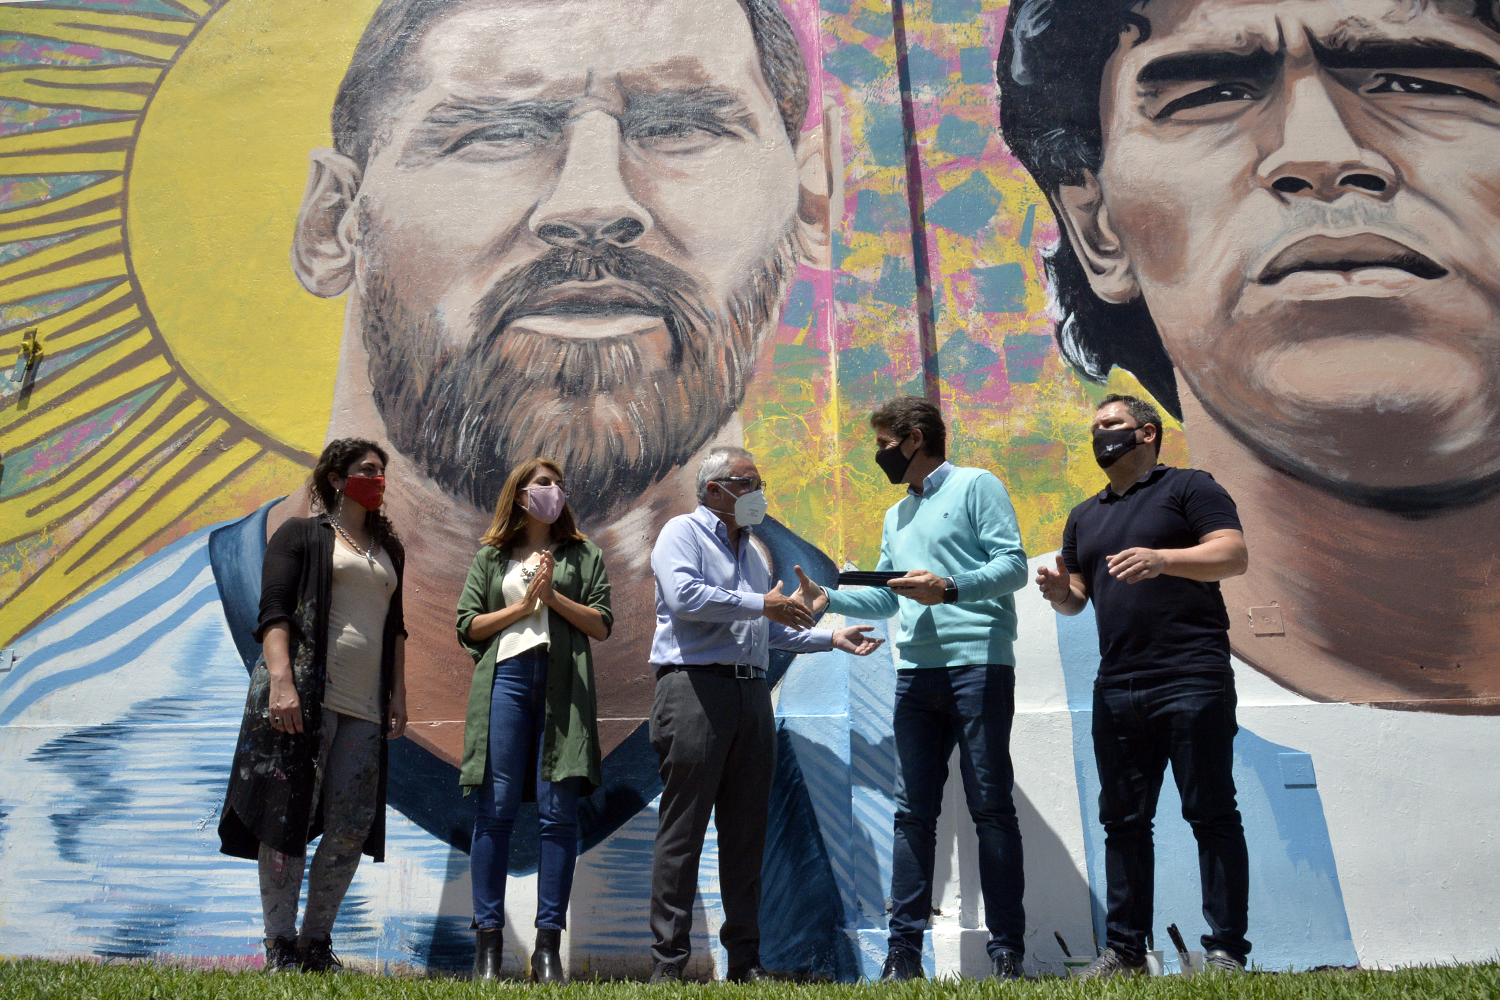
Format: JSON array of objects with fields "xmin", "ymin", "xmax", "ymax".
[{"xmin": 1257, "ymin": 234, "xmax": 1448, "ymax": 285}]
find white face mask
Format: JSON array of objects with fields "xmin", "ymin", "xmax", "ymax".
[{"xmin": 732, "ymin": 488, "xmax": 768, "ymax": 527}]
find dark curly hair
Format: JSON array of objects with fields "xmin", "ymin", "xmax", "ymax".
[
  {"xmin": 995, "ymin": 0, "xmax": 1500, "ymax": 421},
  {"xmin": 309, "ymin": 437, "xmax": 401, "ymax": 556},
  {"xmin": 870, "ymin": 395, "xmax": 947, "ymax": 459}
]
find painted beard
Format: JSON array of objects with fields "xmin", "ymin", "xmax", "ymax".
[{"xmin": 362, "ymin": 236, "xmax": 799, "ymax": 523}]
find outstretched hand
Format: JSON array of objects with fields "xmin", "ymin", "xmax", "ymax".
[
  {"xmin": 763, "ymin": 580, "xmax": 814, "ymax": 631},
  {"xmin": 832, "ymin": 625, "xmax": 884, "ymax": 656},
  {"xmin": 793, "ymin": 565, "xmax": 829, "ymax": 616},
  {"xmin": 1036, "ymin": 554, "xmax": 1072, "ymax": 604}
]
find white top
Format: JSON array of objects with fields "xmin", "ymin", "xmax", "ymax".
[
  {"xmin": 493, "ymin": 556, "xmax": 550, "ymax": 662},
  {"xmin": 323, "ymin": 542, "xmax": 396, "ymax": 724}
]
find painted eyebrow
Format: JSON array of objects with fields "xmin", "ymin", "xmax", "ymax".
[
  {"xmin": 619, "ymin": 85, "xmax": 758, "ymax": 137},
  {"xmin": 1310, "ymin": 36, "xmax": 1500, "ymax": 72},
  {"xmin": 419, "ymin": 96, "xmax": 575, "ymax": 128},
  {"xmin": 1136, "ymin": 47, "xmax": 1279, "ymax": 86}
]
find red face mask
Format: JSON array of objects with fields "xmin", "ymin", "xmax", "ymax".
[{"xmin": 343, "ymin": 475, "xmax": 385, "ymax": 512}]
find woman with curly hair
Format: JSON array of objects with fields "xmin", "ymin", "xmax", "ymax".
[{"xmin": 218, "ymin": 438, "xmax": 407, "ymax": 974}]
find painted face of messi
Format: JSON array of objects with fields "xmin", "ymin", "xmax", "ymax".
[
  {"xmin": 1059, "ymin": 0, "xmax": 1500, "ymax": 507},
  {"xmin": 297, "ymin": 0, "xmax": 829, "ymax": 523}
]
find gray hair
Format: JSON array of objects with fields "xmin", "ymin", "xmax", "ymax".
[{"xmin": 696, "ymin": 446, "xmax": 755, "ymax": 504}]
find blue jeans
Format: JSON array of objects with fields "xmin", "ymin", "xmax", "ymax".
[
  {"xmin": 888, "ymin": 664, "xmax": 1025, "ymax": 959},
  {"xmin": 1092, "ymin": 673, "xmax": 1251, "ymax": 963},
  {"xmin": 470, "ymin": 646, "xmax": 579, "ymax": 931}
]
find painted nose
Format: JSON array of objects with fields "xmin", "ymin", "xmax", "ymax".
[
  {"xmin": 531, "ymin": 110, "xmax": 653, "ymax": 250},
  {"xmin": 1258, "ymin": 73, "xmax": 1398, "ymax": 202}
]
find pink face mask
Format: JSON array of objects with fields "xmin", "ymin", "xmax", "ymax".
[{"xmin": 524, "ymin": 485, "xmax": 567, "ymax": 524}]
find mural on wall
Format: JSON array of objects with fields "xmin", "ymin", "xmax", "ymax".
[
  {"xmin": 0, "ymin": 0, "xmax": 1495, "ymax": 979},
  {"xmin": 998, "ymin": 0, "xmax": 1500, "ymax": 711}
]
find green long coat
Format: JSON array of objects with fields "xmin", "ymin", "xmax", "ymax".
[{"xmin": 455, "ymin": 538, "xmax": 611, "ymax": 798}]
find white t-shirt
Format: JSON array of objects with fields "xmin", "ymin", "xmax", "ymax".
[{"xmin": 493, "ymin": 556, "xmax": 550, "ymax": 662}]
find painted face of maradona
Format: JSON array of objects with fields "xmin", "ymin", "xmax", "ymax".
[
  {"xmin": 1082, "ymin": 0, "xmax": 1500, "ymax": 507},
  {"xmin": 344, "ymin": 0, "xmax": 812, "ymax": 522}
]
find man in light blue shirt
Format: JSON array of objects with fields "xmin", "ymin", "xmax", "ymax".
[
  {"xmin": 647, "ymin": 445, "xmax": 882, "ymax": 983},
  {"xmin": 795, "ymin": 397, "xmax": 1029, "ymax": 980}
]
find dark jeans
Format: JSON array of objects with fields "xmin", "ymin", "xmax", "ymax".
[
  {"xmin": 888, "ymin": 664, "xmax": 1025, "ymax": 960},
  {"xmin": 648, "ymin": 669, "xmax": 775, "ymax": 972},
  {"xmin": 471, "ymin": 646, "xmax": 580, "ymax": 931},
  {"xmin": 1092, "ymin": 673, "xmax": 1251, "ymax": 963}
]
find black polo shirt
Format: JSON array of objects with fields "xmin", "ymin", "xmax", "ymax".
[{"xmin": 1062, "ymin": 466, "xmax": 1241, "ymax": 682}]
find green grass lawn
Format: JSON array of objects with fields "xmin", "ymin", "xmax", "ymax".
[{"xmin": 3, "ymin": 960, "xmax": 1498, "ymax": 1000}]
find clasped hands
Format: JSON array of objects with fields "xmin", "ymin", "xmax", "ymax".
[{"xmin": 757, "ymin": 568, "xmax": 883, "ymax": 655}]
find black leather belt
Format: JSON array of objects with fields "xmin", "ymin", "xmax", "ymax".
[{"xmin": 655, "ymin": 662, "xmax": 766, "ymax": 681}]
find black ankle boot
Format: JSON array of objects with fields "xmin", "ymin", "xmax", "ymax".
[
  {"xmin": 474, "ymin": 927, "xmax": 503, "ymax": 981},
  {"xmin": 530, "ymin": 928, "xmax": 564, "ymax": 984}
]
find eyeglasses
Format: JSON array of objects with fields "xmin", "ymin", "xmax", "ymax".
[{"xmin": 715, "ymin": 476, "xmax": 766, "ymax": 493}]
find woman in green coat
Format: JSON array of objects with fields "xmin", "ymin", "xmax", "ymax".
[{"xmin": 455, "ymin": 457, "xmax": 612, "ymax": 983}]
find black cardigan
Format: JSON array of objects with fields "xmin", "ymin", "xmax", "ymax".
[{"xmin": 217, "ymin": 515, "xmax": 406, "ymax": 861}]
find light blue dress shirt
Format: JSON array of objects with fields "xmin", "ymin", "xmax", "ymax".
[
  {"xmin": 910, "ymin": 459, "xmax": 955, "ymax": 498},
  {"xmin": 650, "ymin": 505, "xmax": 833, "ymax": 669}
]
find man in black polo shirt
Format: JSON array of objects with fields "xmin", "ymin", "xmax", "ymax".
[{"xmin": 1037, "ymin": 394, "xmax": 1251, "ymax": 978}]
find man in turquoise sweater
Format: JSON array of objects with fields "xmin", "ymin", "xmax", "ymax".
[{"xmin": 794, "ymin": 396, "xmax": 1030, "ymax": 980}]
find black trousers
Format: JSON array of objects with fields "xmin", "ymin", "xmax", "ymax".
[
  {"xmin": 648, "ymin": 669, "xmax": 775, "ymax": 972},
  {"xmin": 1092, "ymin": 673, "xmax": 1251, "ymax": 964}
]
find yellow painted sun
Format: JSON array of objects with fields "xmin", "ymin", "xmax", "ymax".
[{"xmin": 129, "ymin": 0, "xmax": 382, "ymax": 457}]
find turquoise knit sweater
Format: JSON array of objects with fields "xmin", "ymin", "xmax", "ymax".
[{"xmin": 826, "ymin": 465, "xmax": 1028, "ymax": 670}]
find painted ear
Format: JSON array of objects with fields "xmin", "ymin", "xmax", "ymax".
[
  {"xmin": 793, "ymin": 98, "xmax": 844, "ymax": 270},
  {"xmin": 1053, "ymin": 172, "xmax": 1140, "ymax": 304},
  {"xmin": 291, "ymin": 148, "xmax": 362, "ymax": 298}
]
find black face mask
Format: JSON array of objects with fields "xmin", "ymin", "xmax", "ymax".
[
  {"xmin": 875, "ymin": 437, "xmax": 914, "ymax": 484},
  {"xmin": 1092, "ymin": 426, "xmax": 1141, "ymax": 469}
]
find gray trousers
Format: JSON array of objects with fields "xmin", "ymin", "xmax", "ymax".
[
  {"xmin": 648, "ymin": 670, "xmax": 775, "ymax": 972},
  {"xmin": 258, "ymin": 712, "xmax": 381, "ymax": 942}
]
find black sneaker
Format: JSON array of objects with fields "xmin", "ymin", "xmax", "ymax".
[
  {"xmin": 263, "ymin": 937, "xmax": 298, "ymax": 974},
  {"xmin": 879, "ymin": 947, "xmax": 924, "ymax": 981},
  {"xmin": 991, "ymin": 949, "xmax": 1023, "ymax": 980},
  {"xmin": 1076, "ymin": 947, "xmax": 1145, "ymax": 980},
  {"xmin": 649, "ymin": 962, "xmax": 683, "ymax": 984},
  {"xmin": 299, "ymin": 936, "xmax": 343, "ymax": 973},
  {"xmin": 1204, "ymin": 949, "xmax": 1246, "ymax": 973}
]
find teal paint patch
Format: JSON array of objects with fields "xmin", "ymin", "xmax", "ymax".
[
  {"xmin": 959, "ymin": 46, "xmax": 992, "ymax": 85},
  {"xmin": 935, "ymin": 330, "xmax": 998, "ymax": 378},
  {"xmin": 963, "ymin": 370, "xmax": 989, "ymax": 393},
  {"xmin": 872, "ymin": 256, "xmax": 916, "ymax": 308},
  {"xmin": 0, "ymin": 173, "xmax": 115, "ymax": 213},
  {"xmin": 24, "ymin": 0, "xmax": 196, "ymax": 20},
  {"xmin": 932, "ymin": 0, "xmax": 982, "ymax": 23},
  {"xmin": 1018, "ymin": 203, "xmax": 1038, "ymax": 248},
  {"xmin": 852, "ymin": 8, "xmax": 892, "ymax": 37},
  {"xmin": 926, "ymin": 171, "xmax": 1002, "ymax": 236},
  {"xmin": 852, "ymin": 190, "xmax": 909, "ymax": 233},
  {"xmin": 832, "ymin": 234, "xmax": 857, "ymax": 270},
  {"xmin": 0, "ymin": 278, "xmax": 124, "ymax": 334},
  {"xmin": 905, "ymin": 45, "xmax": 952, "ymax": 90},
  {"xmin": 0, "ymin": 227, "xmax": 89, "ymax": 267},
  {"xmin": 0, "ymin": 383, "xmax": 159, "ymax": 499},
  {"xmin": 780, "ymin": 281, "xmax": 817, "ymax": 328},
  {"xmin": 834, "ymin": 275, "xmax": 862, "ymax": 303},
  {"xmin": 838, "ymin": 344, "xmax": 891, "ymax": 383},
  {"xmin": 865, "ymin": 103, "xmax": 906, "ymax": 168},
  {"xmin": 0, "ymin": 33, "xmax": 155, "ymax": 67},
  {"xmin": 1003, "ymin": 333, "xmax": 1051, "ymax": 384},
  {"xmin": 936, "ymin": 115, "xmax": 988, "ymax": 158},
  {"xmin": 821, "ymin": 0, "xmax": 851, "ymax": 12},
  {"xmin": 0, "ymin": 100, "xmax": 133, "ymax": 139},
  {"xmin": 824, "ymin": 45, "xmax": 889, "ymax": 87},
  {"xmin": 973, "ymin": 263, "xmax": 1026, "ymax": 312}
]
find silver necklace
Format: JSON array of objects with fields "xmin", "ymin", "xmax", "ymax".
[{"xmin": 334, "ymin": 498, "xmax": 376, "ymax": 565}]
